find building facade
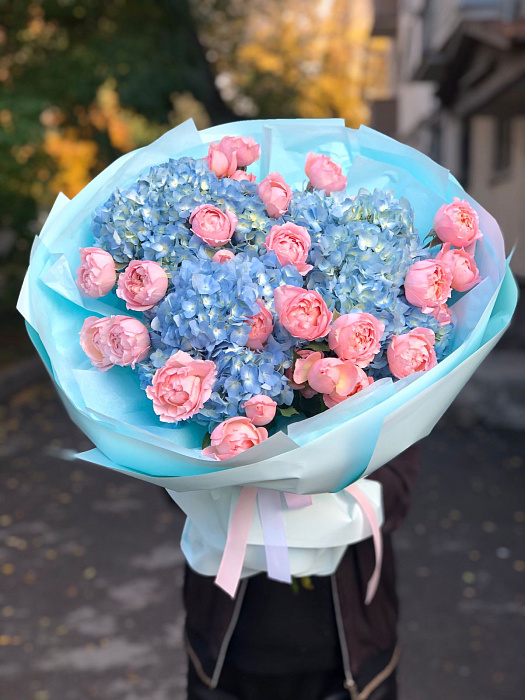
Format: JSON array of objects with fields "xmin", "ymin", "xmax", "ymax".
[{"xmin": 396, "ymin": 0, "xmax": 525, "ymax": 277}]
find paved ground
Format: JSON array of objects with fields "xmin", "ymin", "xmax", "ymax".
[{"xmin": 0, "ymin": 364, "xmax": 524, "ymax": 700}]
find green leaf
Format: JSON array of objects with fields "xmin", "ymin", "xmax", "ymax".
[
  {"xmin": 304, "ymin": 341, "xmax": 330, "ymax": 353},
  {"xmin": 201, "ymin": 432, "xmax": 211, "ymax": 450},
  {"xmin": 279, "ymin": 406, "xmax": 300, "ymax": 417}
]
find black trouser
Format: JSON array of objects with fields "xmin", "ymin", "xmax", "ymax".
[{"xmin": 187, "ymin": 661, "xmax": 398, "ymax": 700}]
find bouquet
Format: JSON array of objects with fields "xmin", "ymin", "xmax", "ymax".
[{"xmin": 18, "ymin": 118, "xmax": 517, "ymax": 597}]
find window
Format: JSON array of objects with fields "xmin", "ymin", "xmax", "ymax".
[{"xmin": 493, "ymin": 117, "xmax": 512, "ymax": 175}]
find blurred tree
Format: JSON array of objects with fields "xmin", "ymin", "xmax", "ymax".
[
  {"xmin": 191, "ymin": 0, "xmax": 389, "ymax": 126},
  {"xmin": 0, "ymin": 0, "xmax": 230, "ymax": 312},
  {"xmin": 1, "ymin": 0, "xmax": 390, "ymax": 325}
]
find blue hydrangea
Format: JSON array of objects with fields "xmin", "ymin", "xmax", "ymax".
[
  {"xmin": 92, "ymin": 157, "xmax": 277, "ymax": 267},
  {"xmin": 94, "ymin": 157, "xmax": 454, "ymax": 430},
  {"xmin": 137, "ymin": 251, "xmax": 302, "ymax": 429},
  {"xmin": 279, "ymin": 186, "xmax": 450, "ymax": 371}
]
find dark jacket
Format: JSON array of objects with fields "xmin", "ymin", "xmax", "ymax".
[{"xmin": 184, "ymin": 447, "xmax": 419, "ymax": 699}]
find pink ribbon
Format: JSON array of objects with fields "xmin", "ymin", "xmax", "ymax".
[
  {"xmin": 215, "ymin": 483, "xmax": 382, "ymax": 604},
  {"xmin": 284, "ymin": 493, "xmax": 313, "ymax": 509},
  {"xmin": 215, "ymin": 487, "xmax": 311, "ymax": 597},
  {"xmin": 345, "ymin": 483, "xmax": 383, "ymax": 605},
  {"xmin": 215, "ymin": 486, "xmax": 258, "ymax": 598}
]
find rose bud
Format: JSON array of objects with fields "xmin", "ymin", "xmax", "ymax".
[
  {"xmin": 202, "ymin": 416, "xmax": 268, "ymax": 460},
  {"xmin": 190, "ymin": 204, "xmax": 238, "ymax": 248},
  {"xmin": 116, "ymin": 260, "xmax": 168, "ymax": 311},
  {"xmin": 387, "ymin": 327, "xmax": 437, "ymax": 379},
  {"xmin": 76, "ymin": 247, "xmax": 116, "ymax": 298},
  {"xmin": 243, "ymin": 395, "xmax": 277, "ymax": 426},
  {"xmin": 305, "ymin": 152, "xmax": 347, "ymax": 195}
]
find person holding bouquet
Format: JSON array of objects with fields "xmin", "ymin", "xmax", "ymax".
[{"xmin": 184, "ymin": 447, "xmax": 419, "ymax": 700}]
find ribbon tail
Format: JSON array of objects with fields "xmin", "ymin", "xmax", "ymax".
[
  {"xmin": 345, "ymin": 483, "xmax": 383, "ymax": 605},
  {"xmin": 215, "ymin": 486, "xmax": 258, "ymax": 598},
  {"xmin": 258, "ymin": 489, "xmax": 292, "ymax": 584},
  {"xmin": 284, "ymin": 493, "xmax": 313, "ymax": 509}
]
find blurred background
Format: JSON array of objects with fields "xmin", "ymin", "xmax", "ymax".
[{"xmin": 0, "ymin": 1, "xmax": 524, "ymax": 699}]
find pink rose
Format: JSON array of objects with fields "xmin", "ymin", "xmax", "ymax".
[
  {"xmin": 274, "ymin": 285, "xmax": 332, "ymax": 341},
  {"xmin": 404, "ymin": 259, "xmax": 453, "ymax": 313},
  {"xmin": 258, "ymin": 172, "xmax": 292, "ymax": 218},
  {"xmin": 436, "ymin": 243, "xmax": 481, "ymax": 292},
  {"xmin": 328, "ymin": 312, "xmax": 384, "ymax": 368},
  {"xmin": 206, "ymin": 136, "xmax": 261, "ymax": 178},
  {"xmin": 246, "ymin": 299, "xmax": 273, "ymax": 351},
  {"xmin": 305, "ymin": 152, "xmax": 347, "ymax": 195},
  {"xmin": 190, "ymin": 204, "xmax": 238, "ymax": 248},
  {"xmin": 292, "ymin": 350, "xmax": 324, "ymax": 387},
  {"xmin": 146, "ymin": 350, "xmax": 217, "ymax": 423},
  {"xmin": 202, "ymin": 416, "xmax": 268, "ymax": 460},
  {"xmin": 79, "ymin": 317, "xmax": 114, "ymax": 371},
  {"xmin": 220, "ymin": 136, "xmax": 261, "ymax": 168},
  {"xmin": 265, "ymin": 223, "xmax": 313, "ymax": 275},
  {"xmin": 212, "ymin": 249, "xmax": 235, "ymax": 264},
  {"xmin": 431, "ymin": 304, "xmax": 453, "ymax": 326},
  {"xmin": 99, "ymin": 315, "xmax": 151, "ymax": 369},
  {"xmin": 80, "ymin": 315, "xmax": 150, "ymax": 371},
  {"xmin": 76, "ymin": 247, "xmax": 116, "ymax": 298},
  {"xmin": 434, "ymin": 198, "xmax": 482, "ymax": 248},
  {"xmin": 243, "ymin": 395, "xmax": 277, "ymax": 426},
  {"xmin": 230, "ymin": 170, "xmax": 257, "ymax": 182},
  {"xmin": 307, "ymin": 357, "xmax": 363, "ymax": 399},
  {"xmin": 387, "ymin": 327, "xmax": 437, "ymax": 379},
  {"xmin": 324, "ymin": 367, "xmax": 374, "ymax": 408},
  {"xmin": 116, "ymin": 260, "xmax": 168, "ymax": 311},
  {"xmin": 206, "ymin": 141, "xmax": 237, "ymax": 179}
]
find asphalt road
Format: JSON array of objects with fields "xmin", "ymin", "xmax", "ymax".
[{"xmin": 0, "ymin": 375, "xmax": 523, "ymax": 700}]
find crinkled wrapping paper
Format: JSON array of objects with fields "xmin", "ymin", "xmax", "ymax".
[{"xmin": 18, "ymin": 119, "xmax": 518, "ymax": 579}]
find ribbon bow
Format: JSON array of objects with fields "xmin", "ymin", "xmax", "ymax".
[{"xmin": 215, "ymin": 484, "xmax": 382, "ymax": 605}]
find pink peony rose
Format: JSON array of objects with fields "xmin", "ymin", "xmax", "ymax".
[
  {"xmin": 324, "ymin": 367, "xmax": 374, "ymax": 408},
  {"xmin": 189, "ymin": 204, "xmax": 238, "ymax": 248},
  {"xmin": 230, "ymin": 170, "xmax": 257, "ymax": 182},
  {"xmin": 431, "ymin": 304, "xmax": 453, "ymax": 326},
  {"xmin": 79, "ymin": 317, "xmax": 114, "ymax": 371},
  {"xmin": 146, "ymin": 350, "xmax": 217, "ymax": 423},
  {"xmin": 206, "ymin": 141, "xmax": 237, "ymax": 178},
  {"xmin": 212, "ymin": 249, "xmax": 235, "ymax": 264},
  {"xmin": 99, "ymin": 316, "xmax": 150, "ymax": 369},
  {"xmin": 76, "ymin": 247, "xmax": 116, "ymax": 298},
  {"xmin": 274, "ymin": 285, "xmax": 332, "ymax": 341},
  {"xmin": 116, "ymin": 260, "xmax": 168, "ymax": 311},
  {"xmin": 305, "ymin": 152, "xmax": 347, "ymax": 195},
  {"xmin": 258, "ymin": 172, "xmax": 292, "ymax": 218},
  {"xmin": 434, "ymin": 198, "xmax": 482, "ymax": 248},
  {"xmin": 80, "ymin": 315, "xmax": 150, "ymax": 371},
  {"xmin": 206, "ymin": 136, "xmax": 260, "ymax": 178},
  {"xmin": 307, "ymin": 357, "xmax": 363, "ymax": 399},
  {"xmin": 436, "ymin": 243, "xmax": 481, "ymax": 292},
  {"xmin": 292, "ymin": 350, "xmax": 324, "ymax": 387},
  {"xmin": 328, "ymin": 312, "xmax": 384, "ymax": 367},
  {"xmin": 404, "ymin": 259, "xmax": 453, "ymax": 313},
  {"xmin": 387, "ymin": 327, "xmax": 437, "ymax": 379},
  {"xmin": 265, "ymin": 223, "xmax": 313, "ymax": 275},
  {"xmin": 246, "ymin": 299, "xmax": 273, "ymax": 351},
  {"xmin": 202, "ymin": 416, "xmax": 268, "ymax": 460},
  {"xmin": 243, "ymin": 395, "xmax": 277, "ymax": 426},
  {"xmin": 220, "ymin": 136, "xmax": 261, "ymax": 168}
]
